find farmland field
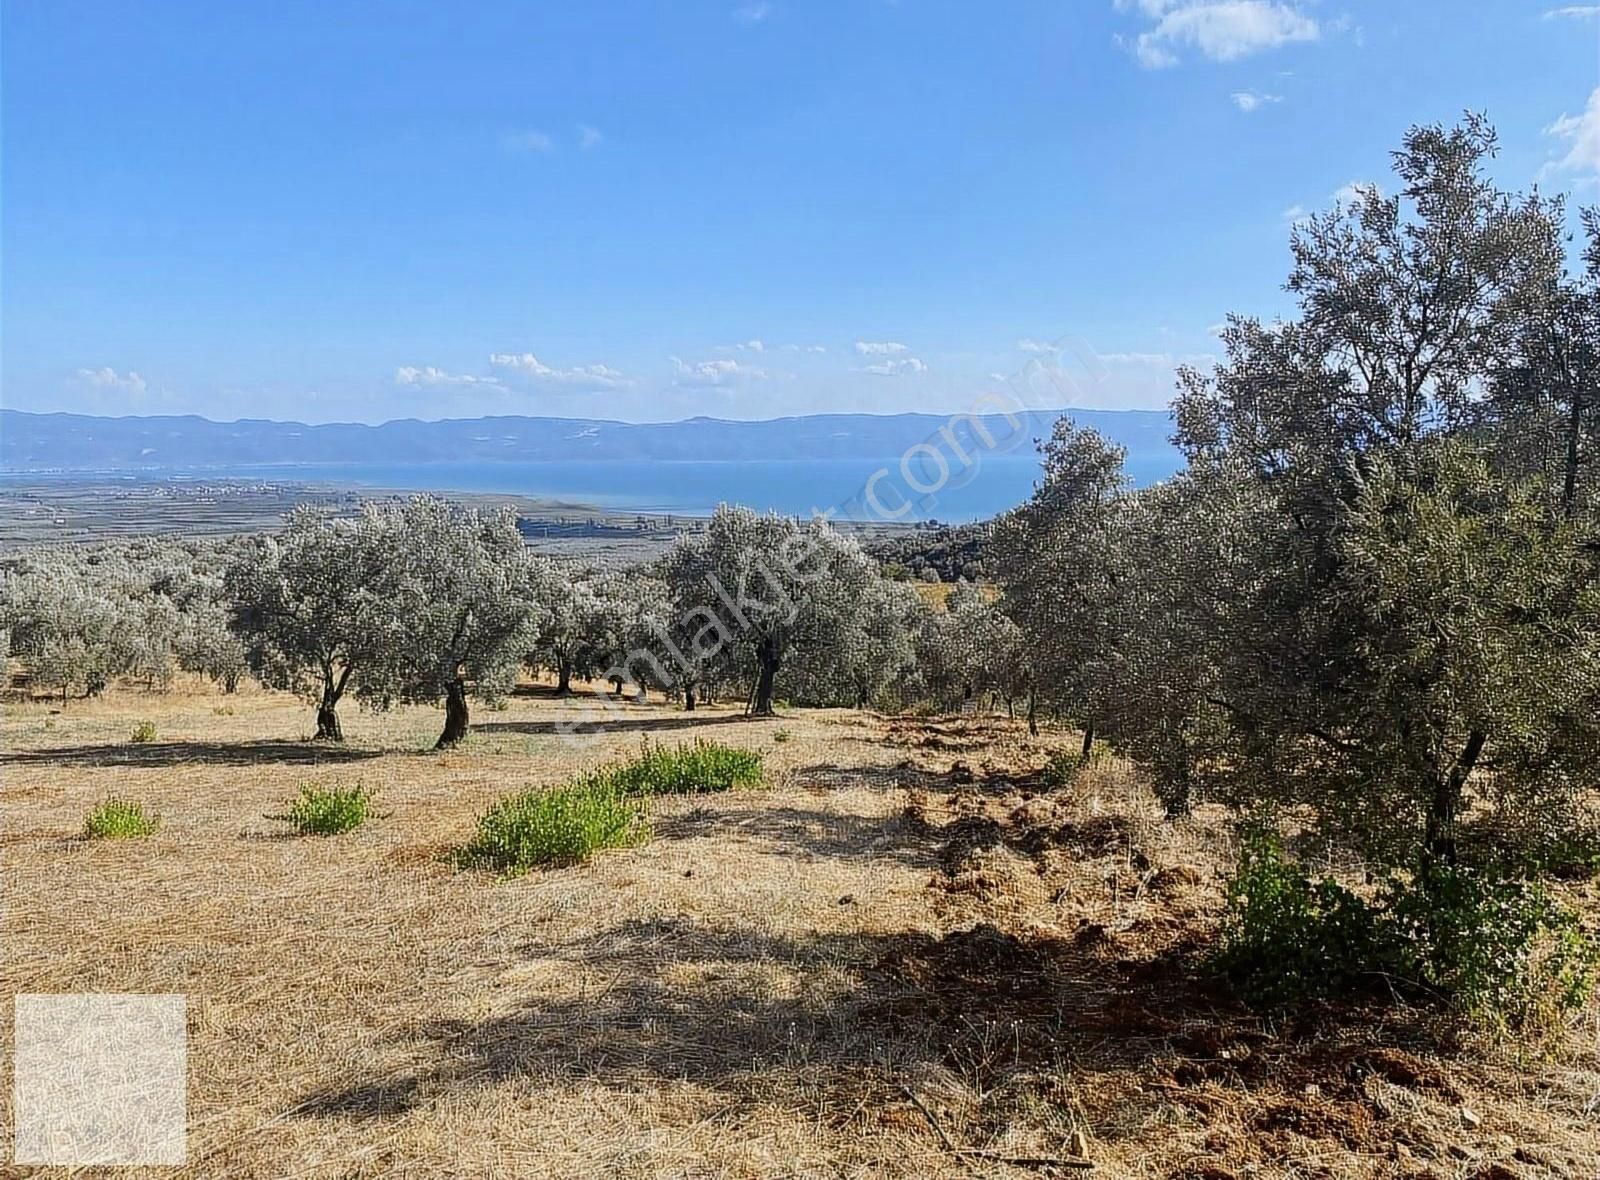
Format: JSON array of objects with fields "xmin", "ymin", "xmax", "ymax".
[{"xmin": 3, "ymin": 678, "xmax": 1595, "ymax": 1179}]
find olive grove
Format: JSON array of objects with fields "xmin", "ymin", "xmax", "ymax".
[
  {"xmin": 230, "ymin": 497, "xmax": 545, "ymax": 747},
  {"xmin": 655, "ymin": 505, "xmax": 924, "ymax": 715},
  {"xmin": 1, "ymin": 537, "xmax": 251, "ymax": 702},
  {"xmin": 1000, "ymin": 115, "xmax": 1600, "ymax": 891}
]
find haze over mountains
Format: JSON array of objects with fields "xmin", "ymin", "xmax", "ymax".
[{"xmin": 0, "ymin": 408, "xmax": 1181, "ymax": 477}]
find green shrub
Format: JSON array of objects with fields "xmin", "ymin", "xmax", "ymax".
[
  {"xmin": 1040, "ymin": 745, "xmax": 1105, "ymax": 788},
  {"xmin": 458, "ymin": 782, "xmax": 647, "ymax": 875},
  {"xmin": 1388, "ymin": 864, "xmax": 1598, "ymax": 1031},
  {"xmin": 129, "ymin": 720, "xmax": 158, "ymax": 744},
  {"xmin": 1040, "ymin": 752, "xmax": 1078, "ymax": 789},
  {"xmin": 1516, "ymin": 828, "xmax": 1600, "ymax": 882},
  {"xmin": 1217, "ymin": 829, "xmax": 1599, "ymax": 1029},
  {"xmin": 596, "ymin": 739, "xmax": 763, "ymax": 797},
  {"xmin": 83, "ymin": 798, "xmax": 159, "ymax": 839},
  {"xmin": 274, "ymin": 783, "xmax": 373, "ymax": 836},
  {"xmin": 1217, "ymin": 830, "xmax": 1388, "ymax": 1007},
  {"xmin": 773, "ymin": 729, "xmax": 793, "ymax": 745}
]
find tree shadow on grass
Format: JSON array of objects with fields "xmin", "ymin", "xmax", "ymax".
[
  {"xmin": 792, "ymin": 760, "xmax": 947, "ymax": 793},
  {"xmin": 793, "ymin": 760, "xmax": 1044, "ymax": 799},
  {"xmin": 0, "ymin": 739, "xmax": 381, "ymax": 769},
  {"xmin": 654, "ymin": 801, "xmax": 942, "ymax": 868},
  {"xmin": 472, "ymin": 712, "xmax": 757, "ymax": 738},
  {"xmin": 292, "ymin": 911, "xmax": 1450, "ymax": 1170}
]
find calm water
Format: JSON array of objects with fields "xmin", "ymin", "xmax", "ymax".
[{"xmin": 8, "ymin": 452, "xmax": 1183, "ymax": 523}]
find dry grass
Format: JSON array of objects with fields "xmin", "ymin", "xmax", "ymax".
[
  {"xmin": 912, "ymin": 580, "xmax": 1002, "ymax": 611},
  {"xmin": 2, "ymin": 680, "xmax": 1597, "ymax": 1178}
]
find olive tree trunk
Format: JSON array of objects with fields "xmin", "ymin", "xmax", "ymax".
[
  {"xmin": 750, "ymin": 638, "xmax": 780, "ymax": 716},
  {"xmin": 1422, "ymin": 728, "xmax": 1486, "ymax": 873},
  {"xmin": 315, "ymin": 699, "xmax": 344, "ymax": 742},
  {"xmin": 436, "ymin": 678, "xmax": 470, "ymax": 749},
  {"xmin": 314, "ymin": 664, "xmax": 352, "ymax": 742}
]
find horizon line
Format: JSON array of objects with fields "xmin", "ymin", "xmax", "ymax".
[{"xmin": 0, "ymin": 404, "xmax": 1175, "ymax": 431}]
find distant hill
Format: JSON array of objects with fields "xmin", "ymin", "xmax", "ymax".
[{"xmin": 0, "ymin": 407, "xmax": 1180, "ymax": 477}]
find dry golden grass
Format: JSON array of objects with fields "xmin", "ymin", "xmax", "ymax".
[
  {"xmin": 912, "ymin": 580, "xmax": 1001, "ymax": 611},
  {"xmin": 2, "ymin": 680, "xmax": 1597, "ymax": 1179}
]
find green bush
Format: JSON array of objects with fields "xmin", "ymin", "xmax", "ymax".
[
  {"xmin": 129, "ymin": 720, "xmax": 158, "ymax": 744},
  {"xmin": 1388, "ymin": 864, "xmax": 1598, "ymax": 1031},
  {"xmin": 1217, "ymin": 830, "xmax": 1388, "ymax": 1006},
  {"xmin": 83, "ymin": 798, "xmax": 159, "ymax": 839},
  {"xmin": 274, "ymin": 783, "xmax": 373, "ymax": 836},
  {"xmin": 458, "ymin": 782, "xmax": 647, "ymax": 875},
  {"xmin": 1040, "ymin": 752, "xmax": 1079, "ymax": 789},
  {"xmin": 773, "ymin": 729, "xmax": 793, "ymax": 745},
  {"xmin": 1217, "ymin": 829, "xmax": 1599, "ymax": 1029},
  {"xmin": 596, "ymin": 739, "xmax": 763, "ymax": 797},
  {"xmin": 1515, "ymin": 828, "xmax": 1600, "ymax": 882},
  {"xmin": 1040, "ymin": 745, "xmax": 1105, "ymax": 788}
]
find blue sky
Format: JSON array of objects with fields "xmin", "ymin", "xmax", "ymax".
[{"xmin": 3, "ymin": 1, "xmax": 1597, "ymax": 424}]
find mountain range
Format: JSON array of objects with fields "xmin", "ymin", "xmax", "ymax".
[{"xmin": 0, "ymin": 408, "xmax": 1180, "ymax": 475}]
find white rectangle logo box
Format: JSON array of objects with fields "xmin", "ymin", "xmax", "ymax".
[{"xmin": 13, "ymin": 993, "xmax": 187, "ymax": 1165}]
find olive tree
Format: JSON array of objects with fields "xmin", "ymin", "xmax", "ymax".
[
  {"xmin": 1155, "ymin": 115, "xmax": 1598, "ymax": 873},
  {"xmin": 359, "ymin": 497, "xmax": 546, "ymax": 748},
  {"xmin": 658, "ymin": 505, "xmax": 890, "ymax": 715},
  {"xmin": 177, "ymin": 598, "xmax": 251, "ymax": 692},
  {"xmin": 991, "ymin": 420, "xmax": 1130, "ymax": 745},
  {"xmin": 1484, "ymin": 206, "xmax": 1600, "ymax": 519},
  {"xmin": 525, "ymin": 563, "xmax": 627, "ymax": 695},
  {"xmin": 227, "ymin": 505, "xmax": 396, "ymax": 740},
  {"xmin": 909, "ymin": 582, "xmax": 1025, "ymax": 716},
  {"xmin": 783, "ymin": 573, "xmax": 924, "ymax": 709},
  {"xmin": 2, "ymin": 537, "xmax": 254, "ymax": 702},
  {"xmin": 0, "ymin": 567, "xmax": 126, "ymax": 701}
]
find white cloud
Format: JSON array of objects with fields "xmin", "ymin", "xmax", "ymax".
[
  {"xmin": 578, "ymin": 124, "xmax": 603, "ymax": 150},
  {"xmin": 670, "ymin": 356, "xmax": 769, "ymax": 386},
  {"xmin": 780, "ymin": 343, "xmax": 827, "ymax": 353},
  {"xmin": 1281, "ymin": 203, "xmax": 1308, "ymax": 222},
  {"xmin": 1331, "ymin": 180, "xmax": 1383, "ymax": 206},
  {"xmin": 1117, "ymin": 1, "xmax": 1320, "ymax": 69},
  {"xmin": 1545, "ymin": 88, "xmax": 1600, "ymax": 180},
  {"xmin": 1099, "ymin": 350, "xmax": 1216, "ymax": 368},
  {"xmin": 854, "ymin": 340, "xmax": 909, "ymax": 356},
  {"xmin": 734, "ymin": 1, "xmax": 771, "ymax": 23},
  {"xmin": 1099, "ymin": 351, "xmax": 1174, "ymax": 366},
  {"xmin": 1231, "ymin": 89, "xmax": 1282, "ymax": 112},
  {"xmin": 1544, "ymin": 6, "xmax": 1600, "ymax": 18},
  {"xmin": 488, "ymin": 352, "xmax": 631, "ymax": 389},
  {"xmin": 1017, "ymin": 337, "xmax": 1057, "ymax": 355},
  {"xmin": 504, "ymin": 129, "xmax": 554, "ymax": 153},
  {"xmin": 74, "ymin": 366, "xmax": 147, "ymax": 394},
  {"xmin": 395, "ymin": 365, "xmax": 502, "ymax": 388},
  {"xmin": 717, "ymin": 339, "xmax": 766, "ymax": 353},
  {"xmin": 858, "ymin": 357, "xmax": 929, "ymax": 377}
]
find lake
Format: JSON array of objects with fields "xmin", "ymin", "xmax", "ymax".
[
  {"xmin": 26, "ymin": 449, "xmax": 1179, "ymax": 524},
  {"xmin": 2, "ymin": 436, "xmax": 1188, "ymax": 523}
]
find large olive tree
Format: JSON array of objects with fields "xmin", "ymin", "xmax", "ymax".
[
  {"xmin": 1154, "ymin": 115, "xmax": 1599, "ymax": 872},
  {"xmin": 360, "ymin": 497, "xmax": 546, "ymax": 748},
  {"xmin": 659, "ymin": 505, "xmax": 890, "ymax": 715},
  {"xmin": 228, "ymin": 506, "xmax": 395, "ymax": 739},
  {"xmin": 991, "ymin": 419, "xmax": 1131, "ymax": 748}
]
